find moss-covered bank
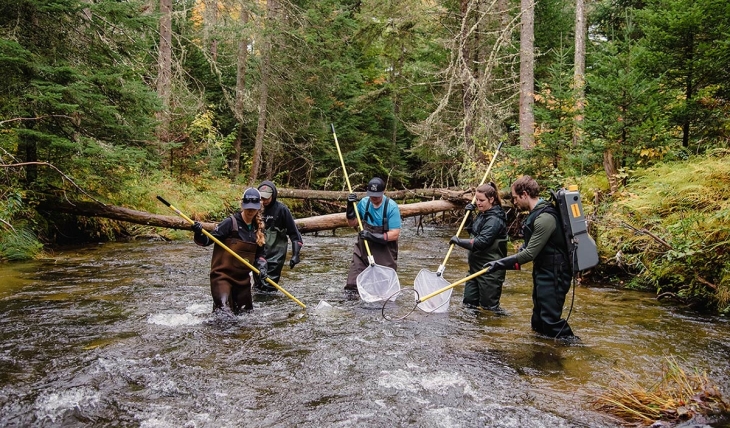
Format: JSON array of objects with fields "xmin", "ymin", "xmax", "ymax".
[{"xmin": 586, "ymin": 150, "xmax": 730, "ymax": 315}]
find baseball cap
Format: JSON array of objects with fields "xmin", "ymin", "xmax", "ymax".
[
  {"xmin": 241, "ymin": 187, "xmax": 262, "ymax": 210},
  {"xmin": 367, "ymin": 177, "xmax": 385, "ymax": 197},
  {"xmin": 258, "ymin": 184, "xmax": 274, "ymax": 199}
]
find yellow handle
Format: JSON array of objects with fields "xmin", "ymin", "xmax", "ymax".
[
  {"xmin": 439, "ymin": 141, "xmax": 504, "ymax": 270},
  {"xmin": 157, "ymin": 196, "xmax": 306, "ymax": 309},
  {"xmin": 331, "ymin": 124, "xmax": 374, "ymax": 264},
  {"xmin": 418, "ymin": 266, "xmax": 490, "ymax": 303}
]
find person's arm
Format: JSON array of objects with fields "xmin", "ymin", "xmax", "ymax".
[
  {"xmin": 471, "ymin": 217, "xmax": 502, "ymax": 251},
  {"xmin": 284, "ymin": 207, "xmax": 303, "ymax": 268},
  {"xmin": 514, "ymin": 212, "xmax": 556, "ymax": 265},
  {"xmin": 283, "ymin": 206, "xmax": 303, "ymax": 243},
  {"xmin": 194, "ymin": 217, "xmax": 230, "ymax": 246},
  {"xmin": 346, "ymin": 194, "xmax": 360, "ymax": 229}
]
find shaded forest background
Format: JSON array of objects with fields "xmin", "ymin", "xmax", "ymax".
[{"xmin": 1, "ymin": 0, "xmax": 728, "ymax": 313}]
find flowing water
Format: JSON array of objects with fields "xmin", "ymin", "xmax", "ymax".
[{"xmin": 1, "ymin": 226, "xmax": 729, "ymax": 427}]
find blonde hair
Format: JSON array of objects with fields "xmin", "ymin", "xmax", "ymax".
[{"xmin": 254, "ymin": 212, "xmax": 266, "ymax": 246}]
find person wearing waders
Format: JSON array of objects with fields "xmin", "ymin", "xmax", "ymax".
[
  {"xmin": 484, "ymin": 175, "xmax": 579, "ymax": 342},
  {"xmin": 344, "ymin": 177, "xmax": 401, "ymax": 291},
  {"xmin": 255, "ymin": 181, "xmax": 303, "ymax": 292},
  {"xmin": 192, "ymin": 187, "xmax": 268, "ymax": 314},
  {"xmin": 449, "ymin": 182, "xmax": 508, "ymax": 312}
]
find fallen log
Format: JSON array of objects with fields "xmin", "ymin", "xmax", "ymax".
[
  {"xmin": 35, "ymin": 194, "xmax": 461, "ymax": 234},
  {"xmin": 274, "ymin": 187, "xmax": 471, "ymax": 202}
]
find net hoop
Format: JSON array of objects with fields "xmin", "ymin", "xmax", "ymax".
[{"xmin": 381, "ymin": 287, "xmax": 420, "ymax": 321}]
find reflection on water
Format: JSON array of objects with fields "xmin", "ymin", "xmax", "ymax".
[{"xmin": 0, "ymin": 227, "xmax": 729, "ymax": 427}]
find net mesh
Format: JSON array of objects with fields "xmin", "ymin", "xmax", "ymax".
[
  {"xmin": 413, "ymin": 269, "xmax": 452, "ymax": 313},
  {"xmin": 356, "ymin": 265, "xmax": 400, "ymax": 303}
]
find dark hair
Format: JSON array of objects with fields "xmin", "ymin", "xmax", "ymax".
[
  {"xmin": 476, "ymin": 182, "xmax": 502, "ymax": 206},
  {"xmin": 512, "ymin": 175, "xmax": 540, "ymax": 198}
]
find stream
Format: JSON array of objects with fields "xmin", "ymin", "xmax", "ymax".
[{"xmin": 1, "ymin": 226, "xmax": 728, "ymax": 427}]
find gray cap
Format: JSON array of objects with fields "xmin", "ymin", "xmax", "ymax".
[{"xmin": 258, "ymin": 184, "xmax": 274, "ymax": 199}]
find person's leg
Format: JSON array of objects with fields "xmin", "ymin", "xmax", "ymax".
[
  {"xmin": 533, "ymin": 269, "xmax": 573, "ymax": 337},
  {"xmin": 210, "ymin": 278, "xmax": 234, "ymax": 314},
  {"xmin": 232, "ymin": 279, "xmax": 253, "ymax": 313},
  {"xmin": 462, "ymin": 279, "xmax": 480, "ymax": 306}
]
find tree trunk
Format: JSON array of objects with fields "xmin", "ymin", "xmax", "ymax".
[
  {"xmin": 156, "ymin": 0, "xmax": 172, "ymax": 141},
  {"xmin": 573, "ymin": 0, "xmax": 586, "ymax": 147},
  {"xmin": 519, "ymin": 0, "xmax": 535, "ymax": 149},
  {"xmin": 232, "ymin": 5, "xmax": 250, "ymax": 178},
  {"xmin": 203, "ymin": 0, "xmax": 218, "ymax": 61},
  {"xmin": 460, "ymin": 0, "xmax": 475, "ymax": 151},
  {"xmin": 603, "ymin": 150, "xmax": 618, "ymax": 194},
  {"xmin": 250, "ymin": 0, "xmax": 276, "ymax": 185},
  {"xmin": 682, "ymin": 32, "xmax": 694, "ymax": 148},
  {"xmin": 34, "ymin": 195, "xmax": 462, "ymax": 234}
]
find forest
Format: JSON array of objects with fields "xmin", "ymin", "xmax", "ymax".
[{"xmin": 0, "ymin": 0, "xmax": 729, "ymax": 313}]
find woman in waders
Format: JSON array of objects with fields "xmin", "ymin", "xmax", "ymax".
[
  {"xmin": 449, "ymin": 182, "xmax": 508, "ymax": 312},
  {"xmin": 344, "ymin": 177, "xmax": 401, "ymax": 292},
  {"xmin": 192, "ymin": 187, "xmax": 268, "ymax": 314}
]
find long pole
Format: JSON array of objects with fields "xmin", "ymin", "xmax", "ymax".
[
  {"xmin": 435, "ymin": 141, "xmax": 503, "ymax": 276},
  {"xmin": 156, "ymin": 196, "xmax": 306, "ymax": 309},
  {"xmin": 331, "ymin": 124, "xmax": 375, "ymax": 266}
]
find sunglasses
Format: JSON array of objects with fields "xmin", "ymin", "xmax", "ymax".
[{"xmin": 242, "ymin": 196, "xmax": 260, "ymax": 204}]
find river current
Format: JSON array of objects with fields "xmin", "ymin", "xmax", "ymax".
[{"xmin": 1, "ymin": 226, "xmax": 728, "ymax": 427}]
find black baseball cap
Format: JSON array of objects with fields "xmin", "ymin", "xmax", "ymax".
[{"xmin": 367, "ymin": 177, "xmax": 385, "ymax": 197}]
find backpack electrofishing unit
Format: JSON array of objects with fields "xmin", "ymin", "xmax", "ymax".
[{"xmin": 549, "ymin": 185, "xmax": 599, "ymax": 274}]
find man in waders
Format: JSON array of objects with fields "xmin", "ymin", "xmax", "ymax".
[
  {"xmin": 256, "ymin": 181, "xmax": 303, "ymax": 292},
  {"xmin": 344, "ymin": 177, "xmax": 401, "ymax": 291},
  {"xmin": 192, "ymin": 188, "xmax": 268, "ymax": 314},
  {"xmin": 485, "ymin": 175, "xmax": 579, "ymax": 342}
]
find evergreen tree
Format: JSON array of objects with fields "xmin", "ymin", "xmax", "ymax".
[
  {"xmin": 0, "ymin": 0, "xmax": 159, "ymax": 192},
  {"xmin": 636, "ymin": 0, "xmax": 730, "ymax": 150},
  {"xmin": 582, "ymin": 19, "xmax": 671, "ymax": 191}
]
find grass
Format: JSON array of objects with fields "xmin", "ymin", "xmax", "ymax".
[
  {"xmin": 593, "ymin": 356, "xmax": 730, "ymax": 426},
  {"xmin": 587, "ymin": 151, "xmax": 730, "ymax": 313}
]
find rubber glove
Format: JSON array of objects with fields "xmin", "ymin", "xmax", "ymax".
[
  {"xmin": 289, "ymin": 242, "xmax": 302, "ymax": 269},
  {"xmin": 255, "ymin": 257, "xmax": 269, "ymax": 284},
  {"xmin": 449, "ymin": 236, "xmax": 473, "ymax": 250},
  {"xmin": 484, "ymin": 255, "xmax": 520, "ymax": 273},
  {"xmin": 346, "ymin": 193, "xmax": 358, "ymax": 220},
  {"xmin": 359, "ymin": 230, "xmax": 387, "ymax": 244}
]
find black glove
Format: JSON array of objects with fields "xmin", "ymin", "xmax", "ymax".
[
  {"xmin": 359, "ymin": 230, "xmax": 387, "ymax": 245},
  {"xmin": 289, "ymin": 241, "xmax": 302, "ymax": 269},
  {"xmin": 346, "ymin": 193, "xmax": 358, "ymax": 220},
  {"xmin": 192, "ymin": 221, "xmax": 203, "ymax": 234},
  {"xmin": 255, "ymin": 257, "xmax": 268, "ymax": 284},
  {"xmin": 449, "ymin": 236, "xmax": 473, "ymax": 250},
  {"xmin": 484, "ymin": 255, "xmax": 520, "ymax": 273},
  {"xmin": 464, "ymin": 203, "xmax": 476, "ymax": 212}
]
